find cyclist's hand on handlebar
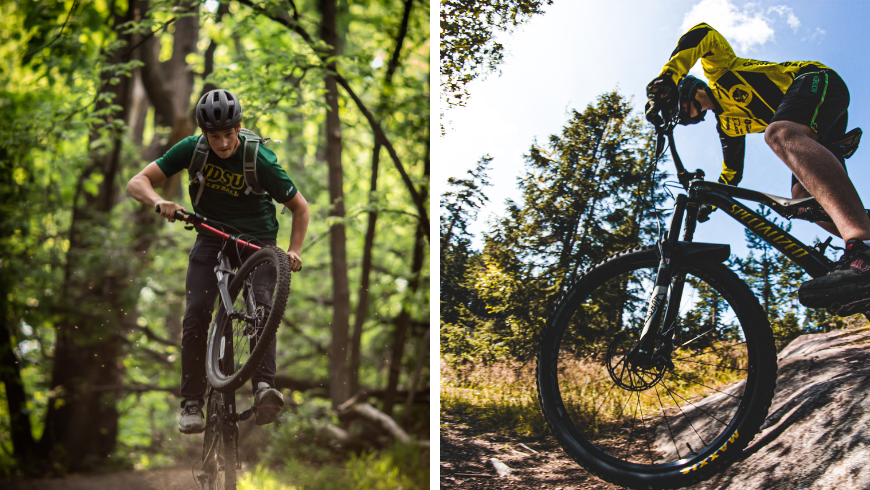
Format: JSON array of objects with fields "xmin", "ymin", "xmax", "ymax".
[
  {"xmin": 645, "ymin": 100, "xmax": 665, "ymax": 127},
  {"xmin": 646, "ymin": 75, "xmax": 677, "ymax": 110},
  {"xmin": 154, "ymin": 200, "xmax": 187, "ymax": 223},
  {"xmin": 286, "ymin": 250, "xmax": 303, "ymax": 272}
]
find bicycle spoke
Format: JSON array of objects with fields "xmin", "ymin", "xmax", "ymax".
[
  {"xmin": 661, "ymin": 379, "xmax": 732, "ymax": 427},
  {"xmin": 661, "ymin": 379, "xmax": 709, "ymax": 448},
  {"xmin": 622, "ymin": 391, "xmax": 641, "ymax": 461},
  {"xmin": 672, "ymin": 341, "xmax": 747, "ymax": 361},
  {"xmin": 674, "ymin": 358, "xmax": 747, "ymax": 372},
  {"xmin": 637, "ymin": 397, "xmax": 655, "ymax": 464},
  {"xmin": 668, "ymin": 371, "xmax": 742, "ymax": 400},
  {"xmin": 653, "ymin": 383, "xmax": 682, "ymax": 460},
  {"xmin": 593, "ymin": 382, "xmax": 617, "ymax": 418},
  {"xmin": 678, "ymin": 325, "xmax": 719, "ymax": 348}
]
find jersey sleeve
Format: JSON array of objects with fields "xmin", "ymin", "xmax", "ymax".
[
  {"xmin": 659, "ymin": 23, "xmax": 736, "ymax": 85},
  {"xmin": 256, "ymin": 144, "xmax": 298, "ymax": 203},
  {"xmin": 717, "ymin": 128, "xmax": 746, "ymax": 186},
  {"xmin": 155, "ymin": 136, "xmax": 198, "ymax": 177}
]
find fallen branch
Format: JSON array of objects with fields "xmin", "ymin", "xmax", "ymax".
[
  {"xmin": 311, "ymin": 418, "xmax": 356, "ymax": 447},
  {"xmin": 341, "ymin": 401, "xmax": 410, "ymax": 444},
  {"xmin": 489, "ymin": 458, "xmax": 512, "ymax": 477}
]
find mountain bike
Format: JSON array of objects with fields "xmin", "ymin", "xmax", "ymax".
[
  {"xmin": 156, "ymin": 206, "xmax": 292, "ymax": 490},
  {"xmin": 535, "ymin": 112, "xmax": 864, "ymax": 489}
]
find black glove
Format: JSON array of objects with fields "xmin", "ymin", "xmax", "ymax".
[
  {"xmin": 645, "ymin": 100, "xmax": 664, "ymax": 127},
  {"xmin": 646, "ymin": 75, "xmax": 678, "ymax": 110}
]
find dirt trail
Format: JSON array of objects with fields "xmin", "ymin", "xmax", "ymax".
[
  {"xmin": 439, "ymin": 410, "xmax": 621, "ymax": 490},
  {"xmin": 4, "ymin": 467, "xmax": 200, "ymax": 490}
]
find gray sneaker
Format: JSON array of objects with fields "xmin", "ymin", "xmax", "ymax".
[
  {"xmin": 253, "ymin": 382, "xmax": 284, "ymax": 426},
  {"xmin": 178, "ymin": 399, "xmax": 205, "ymax": 434}
]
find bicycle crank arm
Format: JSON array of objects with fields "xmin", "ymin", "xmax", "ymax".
[{"xmin": 238, "ymin": 408, "xmax": 255, "ymax": 422}]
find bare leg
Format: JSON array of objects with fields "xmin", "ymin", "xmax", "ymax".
[
  {"xmin": 791, "ymin": 182, "xmax": 841, "ymax": 237},
  {"xmin": 766, "ymin": 120, "xmax": 870, "ymax": 242}
]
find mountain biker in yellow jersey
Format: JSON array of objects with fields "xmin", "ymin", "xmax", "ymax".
[
  {"xmin": 126, "ymin": 89, "xmax": 310, "ymax": 433},
  {"xmin": 645, "ymin": 22, "xmax": 870, "ymax": 315}
]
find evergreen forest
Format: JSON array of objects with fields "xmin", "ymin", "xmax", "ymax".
[
  {"xmin": 441, "ymin": 91, "xmax": 852, "ymax": 368},
  {"xmin": 0, "ymin": 0, "xmax": 429, "ymax": 487}
]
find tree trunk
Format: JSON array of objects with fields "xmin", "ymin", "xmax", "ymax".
[
  {"xmin": 382, "ymin": 149, "xmax": 427, "ymax": 417},
  {"xmin": 320, "ymin": 0, "xmax": 350, "ymax": 409},
  {"xmin": 0, "ymin": 270, "xmax": 36, "ymax": 467},
  {"xmin": 136, "ymin": 0, "xmax": 198, "ymax": 197},
  {"xmin": 38, "ymin": 5, "xmax": 136, "ymax": 469},
  {"xmin": 349, "ymin": 0, "xmax": 414, "ymax": 396}
]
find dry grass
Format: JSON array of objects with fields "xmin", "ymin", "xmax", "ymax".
[
  {"xmin": 440, "ymin": 361, "xmax": 549, "ymax": 436},
  {"xmin": 440, "ymin": 342, "xmax": 748, "ymax": 439}
]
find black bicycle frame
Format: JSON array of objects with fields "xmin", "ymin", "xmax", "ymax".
[
  {"xmin": 633, "ymin": 126, "xmax": 837, "ymax": 361},
  {"xmin": 688, "ymin": 181, "xmax": 832, "ymax": 278}
]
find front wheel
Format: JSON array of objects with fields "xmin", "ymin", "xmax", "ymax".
[
  {"xmin": 537, "ymin": 246, "xmax": 777, "ymax": 489},
  {"xmin": 207, "ymin": 246, "xmax": 291, "ymax": 392},
  {"xmin": 203, "ymin": 391, "xmax": 238, "ymax": 490}
]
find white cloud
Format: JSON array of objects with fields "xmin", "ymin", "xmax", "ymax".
[
  {"xmin": 802, "ymin": 27, "xmax": 826, "ymax": 43},
  {"xmin": 680, "ymin": 0, "xmax": 801, "ymax": 52},
  {"xmin": 768, "ymin": 5, "xmax": 800, "ymax": 32}
]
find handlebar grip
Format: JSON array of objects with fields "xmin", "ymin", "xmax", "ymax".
[{"xmin": 154, "ymin": 204, "xmax": 187, "ymax": 222}]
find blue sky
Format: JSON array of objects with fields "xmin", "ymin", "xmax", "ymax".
[{"xmin": 437, "ymin": 0, "xmax": 870, "ymax": 259}]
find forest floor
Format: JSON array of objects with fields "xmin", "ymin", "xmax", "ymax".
[
  {"xmin": 3, "ymin": 467, "xmax": 200, "ymax": 490},
  {"xmin": 439, "ymin": 408, "xmax": 621, "ymax": 490}
]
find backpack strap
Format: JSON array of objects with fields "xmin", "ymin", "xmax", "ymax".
[
  {"xmin": 239, "ymin": 128, "xmax": 289, "ymax": 214},
  {"xmin": 242, "ymin": 137, "xmax": 265, "ymax": 196},
  {"xmin": 187, "ymin": 135, "xmax": 210, "ymax": 206}
]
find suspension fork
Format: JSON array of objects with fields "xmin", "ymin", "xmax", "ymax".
[
  {"xmin": 215, "ymin": 252, "xmax": 236, "ymax": 314},
  {"xmin": 635, "ymin": 194, "xmax": 690, "ymax": 363},
  {"xmin": 660, "ymin": 192, "xmax": 701, "ymax": 343}
]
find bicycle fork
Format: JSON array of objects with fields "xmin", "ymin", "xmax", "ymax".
[{"xmin": 632, "ymin": 194, "xmax": 695, "ymax": 369}]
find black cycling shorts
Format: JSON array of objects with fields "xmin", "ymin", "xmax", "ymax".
[{"xmin": 770, "ymin": 69, "xmax": 850, "ymax": 188}]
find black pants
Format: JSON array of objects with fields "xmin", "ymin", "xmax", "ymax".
[{"xmin": 180, "ymin": 234, "xmax": 278, "ymax": 404}]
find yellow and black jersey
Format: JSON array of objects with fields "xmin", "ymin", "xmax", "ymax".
[{"xmin": 658, "ymin": 22, "xmax": 831, "ymax": 185}]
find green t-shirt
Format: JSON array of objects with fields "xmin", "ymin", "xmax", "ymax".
[{"xmin": 155, "ymin": 135, "xmax": 298, "ymax": 239}]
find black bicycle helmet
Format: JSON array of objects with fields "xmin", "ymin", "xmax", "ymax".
[
  {"xmin": 196, "ymin": 89, "xmax": 242, "ymax": 132},
  {"xmin": 676, "ymin": 75, "xmax": 708, "ymax": 125}
]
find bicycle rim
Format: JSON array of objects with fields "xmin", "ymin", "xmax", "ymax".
[
  {"xmin": 537, "ymin": 246, "xmax": 776, "ymax": 489},
  {"xmin": 207, "ymin": 246, "xmax": 291, "ymax": 392}
]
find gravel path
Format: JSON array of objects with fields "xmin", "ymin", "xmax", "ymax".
[
  {"xmin": 439, "ymin": 409, "xmax": 622, "ymax": 490},
  {"xmin": 4, "ymin": 467, "xmax": 200, "ymax": 490}
]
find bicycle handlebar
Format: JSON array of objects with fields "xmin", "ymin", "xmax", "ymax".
[
  {"xmin": 154, "ymin": 204, "xmax": 261, "ymax": 251},
  {"xmin": 649, "ymin": 106, "xmax": 705, "ymax": 190}
]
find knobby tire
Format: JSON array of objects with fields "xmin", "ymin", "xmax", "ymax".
[
  {"xmin": 206, "ymin": 245, "xmax": 291, "ymax": 392},
  {"xmin": 537, "ymin": 245, "xmax": 777, "ymax": 489}
]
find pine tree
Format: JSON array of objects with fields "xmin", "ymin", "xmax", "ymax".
[
  {"xmin": 440, "ymin": 156, "xmax": 492, "ymax": 360},
  {"xmin": 464, "ymin": 91, "xmax": 667, "ymax": 359}
]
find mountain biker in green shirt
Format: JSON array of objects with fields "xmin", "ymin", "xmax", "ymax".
[
  {"xmin": 126, "ymin": 89, "xmax": 310, "ymax": 433},
  {"xmin": 646, "ymin": 22, "xmax": 870, "ymax": 316}
]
